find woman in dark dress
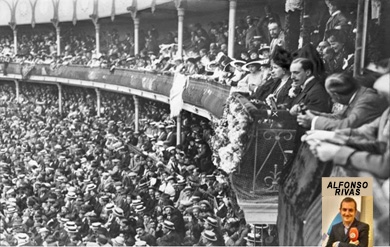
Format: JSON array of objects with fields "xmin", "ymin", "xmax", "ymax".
[{"xmin": 251, "ymin": 46, "xmax": 294, "ymax": 109}]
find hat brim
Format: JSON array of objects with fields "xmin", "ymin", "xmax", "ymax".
[
  {"xmin": 202, "ymin": 232, "xmax": 217, "ymax": 242},
  {"xmin": 241, "ymin": 60, "xmax": 263, "ymax": 71}
]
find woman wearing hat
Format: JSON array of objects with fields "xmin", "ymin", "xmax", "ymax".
[
  {"xmin": 237, "ymin": 58, "xmax": 268, "ymax": 94},
  {"xmin": 225, "ymin": 60, "xmax": 246, "ymax": 87},
  {"xmin": 250, "ymin": 46, "xmax": 294, "ymax": 109}
]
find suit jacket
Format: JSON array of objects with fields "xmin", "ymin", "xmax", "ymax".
[
  {"xmin": 164, "ymin": 131, "xmax": 177, "ymax": 147},
  {"xmin": 325, "ymin": 11, "xmax": 349, "ymax": 34},
  {"xmin": 326, "ymin": 219, "xmax": 369, "ymax": 247},
  {"xmin": 314, "ymin": 86, "xmax": 388, "ymax": 130},
  {"xmin": 332, "ymin": 108, "xmax": 390, "ymax": 179},
  {"xmin": 291, "ymin": 78, "xmax": 332, "ymax": 113},
  {"xmin": 254, "ymin": 77, "xmax": 294, "ymax": 108}
]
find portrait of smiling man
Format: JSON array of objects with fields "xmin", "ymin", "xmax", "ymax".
[{"xmin": 326, "ymin": 197, "xmax": 369, "ymax": 247}]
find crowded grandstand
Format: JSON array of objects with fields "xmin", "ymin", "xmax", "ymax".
[{"xmin": 0, "ymin": 0, "xmax": 389, "ymax": 246}]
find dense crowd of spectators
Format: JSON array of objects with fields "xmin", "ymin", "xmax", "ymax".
[
  {"xmin": 0, "ymin": 81, "xmax": 274, "ymax": 246},
  {"xmin": 0, "ymin": 0, "xmax": 389, "ymax": 246}
]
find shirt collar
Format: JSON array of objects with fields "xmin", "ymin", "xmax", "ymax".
[
  {"xmin": 348, "ymin": 90, "xmax": 358, "ymax": 105},
  {"xmin": 302, "ymin": 76, "xmax": 315, "ymax": 90},
  {"xmin": 332, "ymin": 10, "xmax": 341, "ymax": 17}
]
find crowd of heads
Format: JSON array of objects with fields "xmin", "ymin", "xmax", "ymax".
[{"xmin": 0, "ymin": 80, "xmax": 277, "ymax": 246}]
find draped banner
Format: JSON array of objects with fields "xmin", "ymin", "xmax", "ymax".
[
  {"xmin": 20, "ymin": 63, "xmax": 35, "ymax": 79},
  {"xmin": 170, "ymin": 73, "xmax": 188, "ymax": 118}
]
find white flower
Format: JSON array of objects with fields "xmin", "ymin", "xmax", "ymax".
[
  {"xmin": 288, "ymin": 85, "xmax": 300, "ymax": 98},
  {"xmin": 265, "ymin": 94, "xmax": 277, "ymax": 107}
]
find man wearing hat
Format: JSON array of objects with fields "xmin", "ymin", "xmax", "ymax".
[
  {"xmin": 14, "ymin": 233, "xmax": 31, "ymax": 246},
  {"xmin": 200, "ymin": 230, "xmax": 219, "ymax": 246},
  {"xmin": 33, "ymin": 227, "xmax": 50, "ymax": 246},
  {"xmin": 224, "ymin": 218, "xmax": 250, "ymax": 246},
  {"xmin": 163, "ymin": 123, "xmax": 177, "ymax": 147},
  {"xmin": 242, "ymin": 232, "xmax": 262, "ymax": 246},
  {"xmin": 198, "ymin": 216, "xmax": 224, "ymax": 246},
  {"xmin": 163, "ymin": 203, "xmax": 186, "ymax": 241},
  {"xmin": 156, "ymin": 220, "xmax": 181, "ymax": 246},
  {"xmin": 106, "ymin": 207, "xmax": 124, "ymax": 238},
  {"xmin": 135, "ymin": 224, "xmax": 156, "ymax": 246}
]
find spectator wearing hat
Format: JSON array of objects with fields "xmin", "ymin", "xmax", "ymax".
[
  {"xmin": 65, "ymin": 221, "xmax": 83, "ymax": 246},
  {"xmin": 156, "ymin": 123, "xmax": 167, "ymax": 142},
  {"xmin": 135, "ymin": 224, "xmax": 156, "ymax": 246},
  {"xmin": 173, "ymin": 178, "xmax": 187, "ymax": 202},
  {"xmin": 32, "ymin": 227, "xmax": 50, "ymax": 246},
  {"xmin": 237, "ymin": 58, "xmax": 268, "ymax": 95},
  {"xmin": 106, "ymin": 207, "xmax": 124, "ymax": 238},
  {"xmin": 159, "ymin": 174, "xmax": 176, "ymax": 200},
  {"xmin": 156, "ymin": 220, "xmax": 181, "ymax": 246},
  {"xmin": 224, "ymin": 218, "xmax": 250, "ymax": 246},
  {"xmin": 163, "ymin": 123, "xmax": 177, "ymax": 148},
  {"xmin": 163, "ymin": 203, "xmax": 186, "ymax": 241},
  {"xmin": 14, "ymin": 233, "xmax": 31, "ymax": 246},
  {"xmin": 197, "ymin": 216, "xmax": 224, "ymax": 246},
  {"xmin": 226, "ymin": 60, "xmax": 247, "ymax": 87},
  {"xmin": 199, "ymin": 230, "xmax": 219, "ymax": 246},
  {"xmin": 194, "ymin": 139, "xmax": 214, "ymax": 174},
  {"xmin": 244, "ymin": 232, "xmax": 262, "ymax": 246},
  {"xmin": 175, "ymin": 185, "xmax": 193, "ymax": 208}
]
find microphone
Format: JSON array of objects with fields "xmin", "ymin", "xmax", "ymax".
[{"xmin": 349, "ymin": 227, "xmax": 359, "ymax": 242}]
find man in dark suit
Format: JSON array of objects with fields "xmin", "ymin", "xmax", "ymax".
[
  {"xmin": 326, "ymin": 197, "xmax": 369, "ymax": 247},
  {"xmin": 324, "ymin": 0, "xmax": 349, "ymax": 36},
  {"xmin": 164, "ymin": 125, "xmax": 177, "ymax": 147},
  {"xmin": 305, "ymin": 73, "xmax": 390, "ymax": 179},
  {"xmin": 297, "ymin": 73, "xmax": 387, "ymax": 130},
  {"xmin": 289, "ymin": 57, "xmax": 332, "ymax": 150},
  {"xmin": 290, "ymin": 58, "xmax": 332, "ymax": 115}
]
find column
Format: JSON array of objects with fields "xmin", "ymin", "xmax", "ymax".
[
  {"xmin": 227, "ymin": 0, "xmax": 237, "ymax": 57},
  {"xmin": 57, "ymin": 83, "xmax": 62, "ymax": 115},
  {"xmin": 177, "ymin": 8, "xmax": 185, "ymax": 57},
  {"xmin": 56, "ymin": 26, "xmax": 61, "ymax": 55},
  {"xmin": 176, "ymin": 114, "xmax": 181, "ymax": 145},
  {"xmin": 133, "ymin": 95, "xmax": 139, "ymax": 133},
  {"xmin": 95, "ymin": 23, "xmax": 100, "ymax": 55},
  {"xmin": 134, "ymin": 18, "xmax": 140, "ymax": 55},
  {"xmin": 353, "ymin": 0, "xmax": 369, "ymax": 77},
  {"xmin": 13, "ymin": 29, "xmax": 17, "ymax": 55},
  {"xmin": 14, "ymin": 80, "xmax": 19, "ymax": 102},
  {"xmin": 95, "ymin": 88, "xmax": 101, "ymax": 117}
]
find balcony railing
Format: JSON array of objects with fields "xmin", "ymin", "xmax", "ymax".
[{"xmin": 2, "ymin": 63, "xmax": 231, "ymax": 119}]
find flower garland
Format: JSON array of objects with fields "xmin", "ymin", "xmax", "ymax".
[{"xmin": 210, "ymin": 95, "xmax": 253, "ymax": 174}]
